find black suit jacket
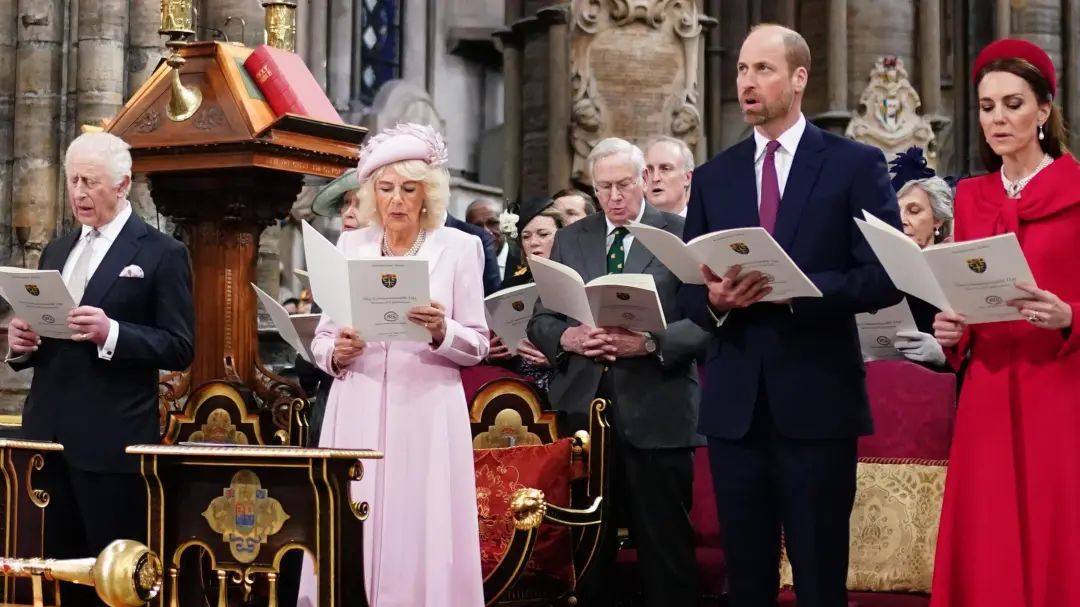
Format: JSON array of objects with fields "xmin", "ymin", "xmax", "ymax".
[
  {"xmin": 445, "ymin": 214, "xmax": 502, "ymax": 295},
  {"xmin": 11, "ymin": 213, "xmax": 194, "ymax": 473},
  {"xmin": 528, "ymin": 204, "xmax": 711, "ymax": 449},
  {"xmin": 679, "ymin": 123, "xmax": 902, "ymax": 441}
]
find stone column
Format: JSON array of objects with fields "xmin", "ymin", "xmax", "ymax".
[
  {"xmin": 1067, "ymin": 0, "xmax": 1080, "ymax": 154},
  {"xmin": 13, "ymin": 0, "xmax": 66, "ymax": 269},
  {"xmin": 307, "ymin": 0, "xmax": 328, "ymax": 89},
  {"xmin": 996, "ymin": 0, "xmax": 1010, "ymax": 38},
  {"xmin": 0, "ymin": 1, "xmax": 16, "ymax": 267},
  {"xmin": 827, "ymin": 0, "xmax": 847, "ymax": 112},
  {"xmin": 919, "ymin": 0, "xmax": 941, "ymax": 117},
  {"xmin": 499, "ymin": 0, "xmax": 525, "ymax": 203},
  {"xmin": 705, "ymin": 0, "xmax": 722, "ymax": 157},
  {"xmin": 779, "ymin": 0, "xmax": 797, "ymax": 27},
  {"xmin": 1011, "ymin": 0, "xmax": 1062, "ymax": 84},
  {"xmin": 76, "ymin": 0, "xmax": 128, "ymax": 131},
  {"xmin": 327, "ymin": 0, "xmax": 352, "ymax": 111},
  {"xmin": 128, "ymin": 0, "xmax": 166, "ymax": 94},
  {"xmin": 127, "ymin": 0, "xmax": 168, "ymax": 224},
  {"xmin": 542, "ymin": 6, "xmax": 570, "ymax": 193}
]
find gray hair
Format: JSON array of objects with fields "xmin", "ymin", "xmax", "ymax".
[
  {"xmin": 897, "ymin": 177, "xmax": 954, "ymax": 243},
  {"xmin": 645, "ymin": 136, "xmax": 695, "ymax": 171},
  {"xmin": 64, "ymin": 132, "xmax": 133, "ymax": 197},
  {"xmin": 466, "ymin": 197, "xmax": 501, "ymax": 214},
  {"xmin": 588, "ymin": 137, "xmax": 646, "ymax": 185}
]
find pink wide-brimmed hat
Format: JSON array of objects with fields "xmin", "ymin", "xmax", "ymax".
[{"xmin": 356, "ymin": 122, "xmax": 449, "ymax": 181}]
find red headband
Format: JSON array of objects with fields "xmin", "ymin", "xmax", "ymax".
[{"xmin": 972, "ymin": 38, "xmax": 1056, "ymax": 98}]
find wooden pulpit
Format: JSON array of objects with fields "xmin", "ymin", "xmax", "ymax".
[
  {"xmin": 0, "ymin": 440, "xmax": 64, "ymax": 606},
  {"xmin": 104, "ymin": 41, "xmax": 365, "ymax": 440},
  {"xmin": 127, "ymin": 443, "xmax": 382, "ymax": 607}
]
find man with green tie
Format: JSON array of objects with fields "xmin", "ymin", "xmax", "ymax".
[{"xmin": 528, "ymin": 137, "xmax": 711, "ymax": 607}]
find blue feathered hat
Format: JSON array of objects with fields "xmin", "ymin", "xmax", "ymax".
[{"xmin": 888, "ymin": 147, "xmax": 965, "ymax": 191}]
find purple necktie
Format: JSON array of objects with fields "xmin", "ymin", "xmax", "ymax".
[{"xmin": 759, "ymin": 140, "xmax": 782, "ymax": 234}]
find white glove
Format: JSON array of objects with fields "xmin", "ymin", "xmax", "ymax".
[{"xmin": 894, "ymin": 330, "xmax": 946, "ymax": 366}]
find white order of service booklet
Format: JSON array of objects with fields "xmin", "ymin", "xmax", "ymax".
[
  {"xmin": 484, "ymin": 283, "xmax": 539, "ymax": 355},
  {"xmin": 626, "ymin": 224, "xmax": 822, "ymax": 300},
  {"xmin": 528, "ymin": 255, "xmax": 666, "ymax": 333},
  {"xmin": 252, "ymin": 283, "xmax": 320, "ymax": 363},
  {"xmin": 301, "ymin": 221, "xmax": 430, "ymax": 341},
  {"xmin": 0, "ymin": 268, "xmax": 78, "ymax": 339},
  {"xmin": 855, "ymin": 298, "xmax": 919, "ymax": 361},
  {"xmin": 855, "ymin": 211, "xmax": 1035, "ymax": 324}
]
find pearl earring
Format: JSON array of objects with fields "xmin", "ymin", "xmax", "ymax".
[
  {"xmin": 934, "ymin": 227, "xmax": 941, "ymax": 237},
  {"xmin": 1038, "ymin": 124, "xmax": 1045, "ymax": 141}
]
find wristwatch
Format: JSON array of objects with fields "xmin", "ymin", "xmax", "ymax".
[{"xmin": 643, "ymin": 332, "xmax": 658, "ymax": 354}]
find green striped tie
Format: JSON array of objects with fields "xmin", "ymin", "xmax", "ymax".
[{"xmin": 607, "ymin": 227, "xmax": 628, "ymax": 274}]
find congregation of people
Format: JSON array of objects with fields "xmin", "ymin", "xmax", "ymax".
[{"xmin": 6, "ymin": 21, "xmax": 1080, "ymax": 607}]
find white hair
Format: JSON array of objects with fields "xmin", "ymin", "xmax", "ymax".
[
  {"xmin": 588, "ymin": 137, "xmax": 646, "ymax": 185},
  {"xmin": 645, "ymin": 136, "xmax": 695, "ymax": 171},
  {"xmin": 897, "ymin": 177, "xmax": 955, "ymax": 243},
  {"xmin": 65, "ymin": 132, "xmax": 133, "ymax": 197},
  {"xmin": 355, "ymin": 159, "xmax": 450, "ymax": 231}
]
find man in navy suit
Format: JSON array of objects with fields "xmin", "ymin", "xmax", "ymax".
[
  {"xmin": 6, "ymin": 133, "xmax": 193, "ymax": 580},
  {"xmin": 445, "ymin": 212, "xmax": 501, "ymax": 295},
  {"xmin": 679, "ymin": 25, "xmax": 901, "ymax": 607}
]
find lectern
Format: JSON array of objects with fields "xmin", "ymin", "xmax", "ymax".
[
  {"xmin": 103, "ymin": 41, "xmax": 365, "ymax": 438},
  {"xmin": 127, "ymin": 444, "xmax": 382, "ymax": 607}
]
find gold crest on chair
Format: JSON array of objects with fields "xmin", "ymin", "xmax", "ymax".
[{"xmin": 201, "ymin": 470, "xmax": 290, "ymax": 564}]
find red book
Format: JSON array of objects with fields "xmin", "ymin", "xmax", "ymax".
[{"xmin": 243, "ymin": 45, "xmax": 343, "ymax": 124}]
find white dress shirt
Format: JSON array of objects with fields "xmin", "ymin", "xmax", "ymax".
[
  {"xmin": 604, "ymin": 202, "xmax": 647, "ymax": 258},
  {"xmin": 496, "ymin": 242, "xmax": 508, "ymax": 278},
  {"xmin": 752, "ymin": 113, "xmax": 807, "ymax": 208},
  {"xmin": 6, "ymin": 204, "xmax": 131, "ymax": 363},
  {"xmin": 709, "ymin": 118, "xmax": 807, "ymax": 327}
]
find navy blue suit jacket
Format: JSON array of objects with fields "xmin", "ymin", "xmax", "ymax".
[
  {"xmin": 12, "ymin": 213, "xmax": 194, "ymax": 473},
  {"xmin": 679, "ymin": 122, "xmax": 902, "ymax": 440},
  {"xmin": 445, "ymin": 214, "xmax": 501, "ymax": 295}
]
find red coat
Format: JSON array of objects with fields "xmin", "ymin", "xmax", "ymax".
[{"xmin": 931, "ymin": 154, "xmax": 1080, "ymax": 607}]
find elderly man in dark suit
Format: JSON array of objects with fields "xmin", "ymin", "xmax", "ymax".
[
  {"xmin": 5, "ymin": 133, "xmax": 193, "ymax": 588},
  {"xmin": 528, "ymin": 137, "xmax": 710, "ymax": 607},
  {"xmin": 679, "ymin": 25, "xmax": 901, "ymax": 607}
]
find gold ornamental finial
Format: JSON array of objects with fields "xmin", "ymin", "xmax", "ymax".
[
  {"xmin": 0, "ymin": 539, "xmax": 163, "ymax": 607},
  {"xmin": 262, "ymin": 1, "xmax": 298, "ymax": 52},
  {"xmin": 159, "ymin": 0, "xmax": 203, "ymax": 121}
]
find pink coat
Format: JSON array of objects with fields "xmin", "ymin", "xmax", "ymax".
[{"xmin": 299, "ymin": 225, "xmax": 489, "ymax": 607}]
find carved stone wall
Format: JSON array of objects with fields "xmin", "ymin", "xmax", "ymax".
[
  {"xmin": 568, "ymin": 0, "xmax": 705, "ymax": 184},
  {"xmin": 846, "ymin": 56, "xmax": 936, "ymax": 167}
]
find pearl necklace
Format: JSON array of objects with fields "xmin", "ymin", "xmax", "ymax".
[
  {"xmin": 1001, "ymin": 154, "xmax": 1053, "ymax": 198},
  {"xmin": 381, "ymin": 230, "xmax": 426, "ymax": 257}
]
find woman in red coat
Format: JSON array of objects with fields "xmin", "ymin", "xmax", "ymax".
[{"xmin": 931, "ymin": 39, "xmax": 1080, "ymax": 607}]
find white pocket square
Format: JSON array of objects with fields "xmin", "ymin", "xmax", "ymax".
[{"xmin": 119, "ymin": 265, "xmax": 144, "ymax": 278}]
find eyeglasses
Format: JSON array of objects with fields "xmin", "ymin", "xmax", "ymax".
[{"xmin": 594, "ymin": 178, "xmax": 639, "ymax": 197}]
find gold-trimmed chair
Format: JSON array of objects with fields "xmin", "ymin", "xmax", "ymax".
[
  {"xmin": 470, "ymin": 377, "xmax": 610, "ymax": 607},
  {"xmin": 160, "ymin": 379, "xmax": 308, "ymax": 447}
]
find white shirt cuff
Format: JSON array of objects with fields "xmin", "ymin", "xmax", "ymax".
[
  {"xmin": 97, "ymin": 319, "xmax": 119, "ymax": 360},
  {"xmin": 5, "ymin": 350, "xmax": 30, "ymax": 364}
]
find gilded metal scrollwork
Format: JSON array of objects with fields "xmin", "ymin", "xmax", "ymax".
[
  {"xmin": 26, "ymin": 453, "xmax": 49, "ymax": 508},
  {"xmin": 350, "ymin": 501, "xmax": 370, "ymax": 521}
]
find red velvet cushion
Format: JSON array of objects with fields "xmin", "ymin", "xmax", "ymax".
[
  {"xmin": 474, "ymin": 437, "xmax": 575, "ymax": 589},
  {"xmin": 860, "ymin": 360, "xmax": 956, "ymax": 460},
  {"xmin": 779, "ymin": 589, "xmax": 930, "ymax": 607},
  {"xmin": 461, "ymin": 364, "xmax": 528, "ymax": 403}
]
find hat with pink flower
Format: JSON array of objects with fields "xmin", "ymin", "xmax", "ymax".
[{"xmin": 356, "ymin": 122, "xmax": 449, "ymax": 181}]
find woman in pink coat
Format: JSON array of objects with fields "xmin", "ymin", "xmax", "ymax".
[{"xmin": 299, "ymin": 123, "xmax": 489, "ymax": 607}]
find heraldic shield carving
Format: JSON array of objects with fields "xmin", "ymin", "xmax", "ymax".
[{"xmin": 202, "ymin": 469, "xmax": 290, "ymax": 563}]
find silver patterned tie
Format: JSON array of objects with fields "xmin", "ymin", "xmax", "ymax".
[{"xmin": 67, "ymin": 229, "xmax": 100, "ymax": 304}]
